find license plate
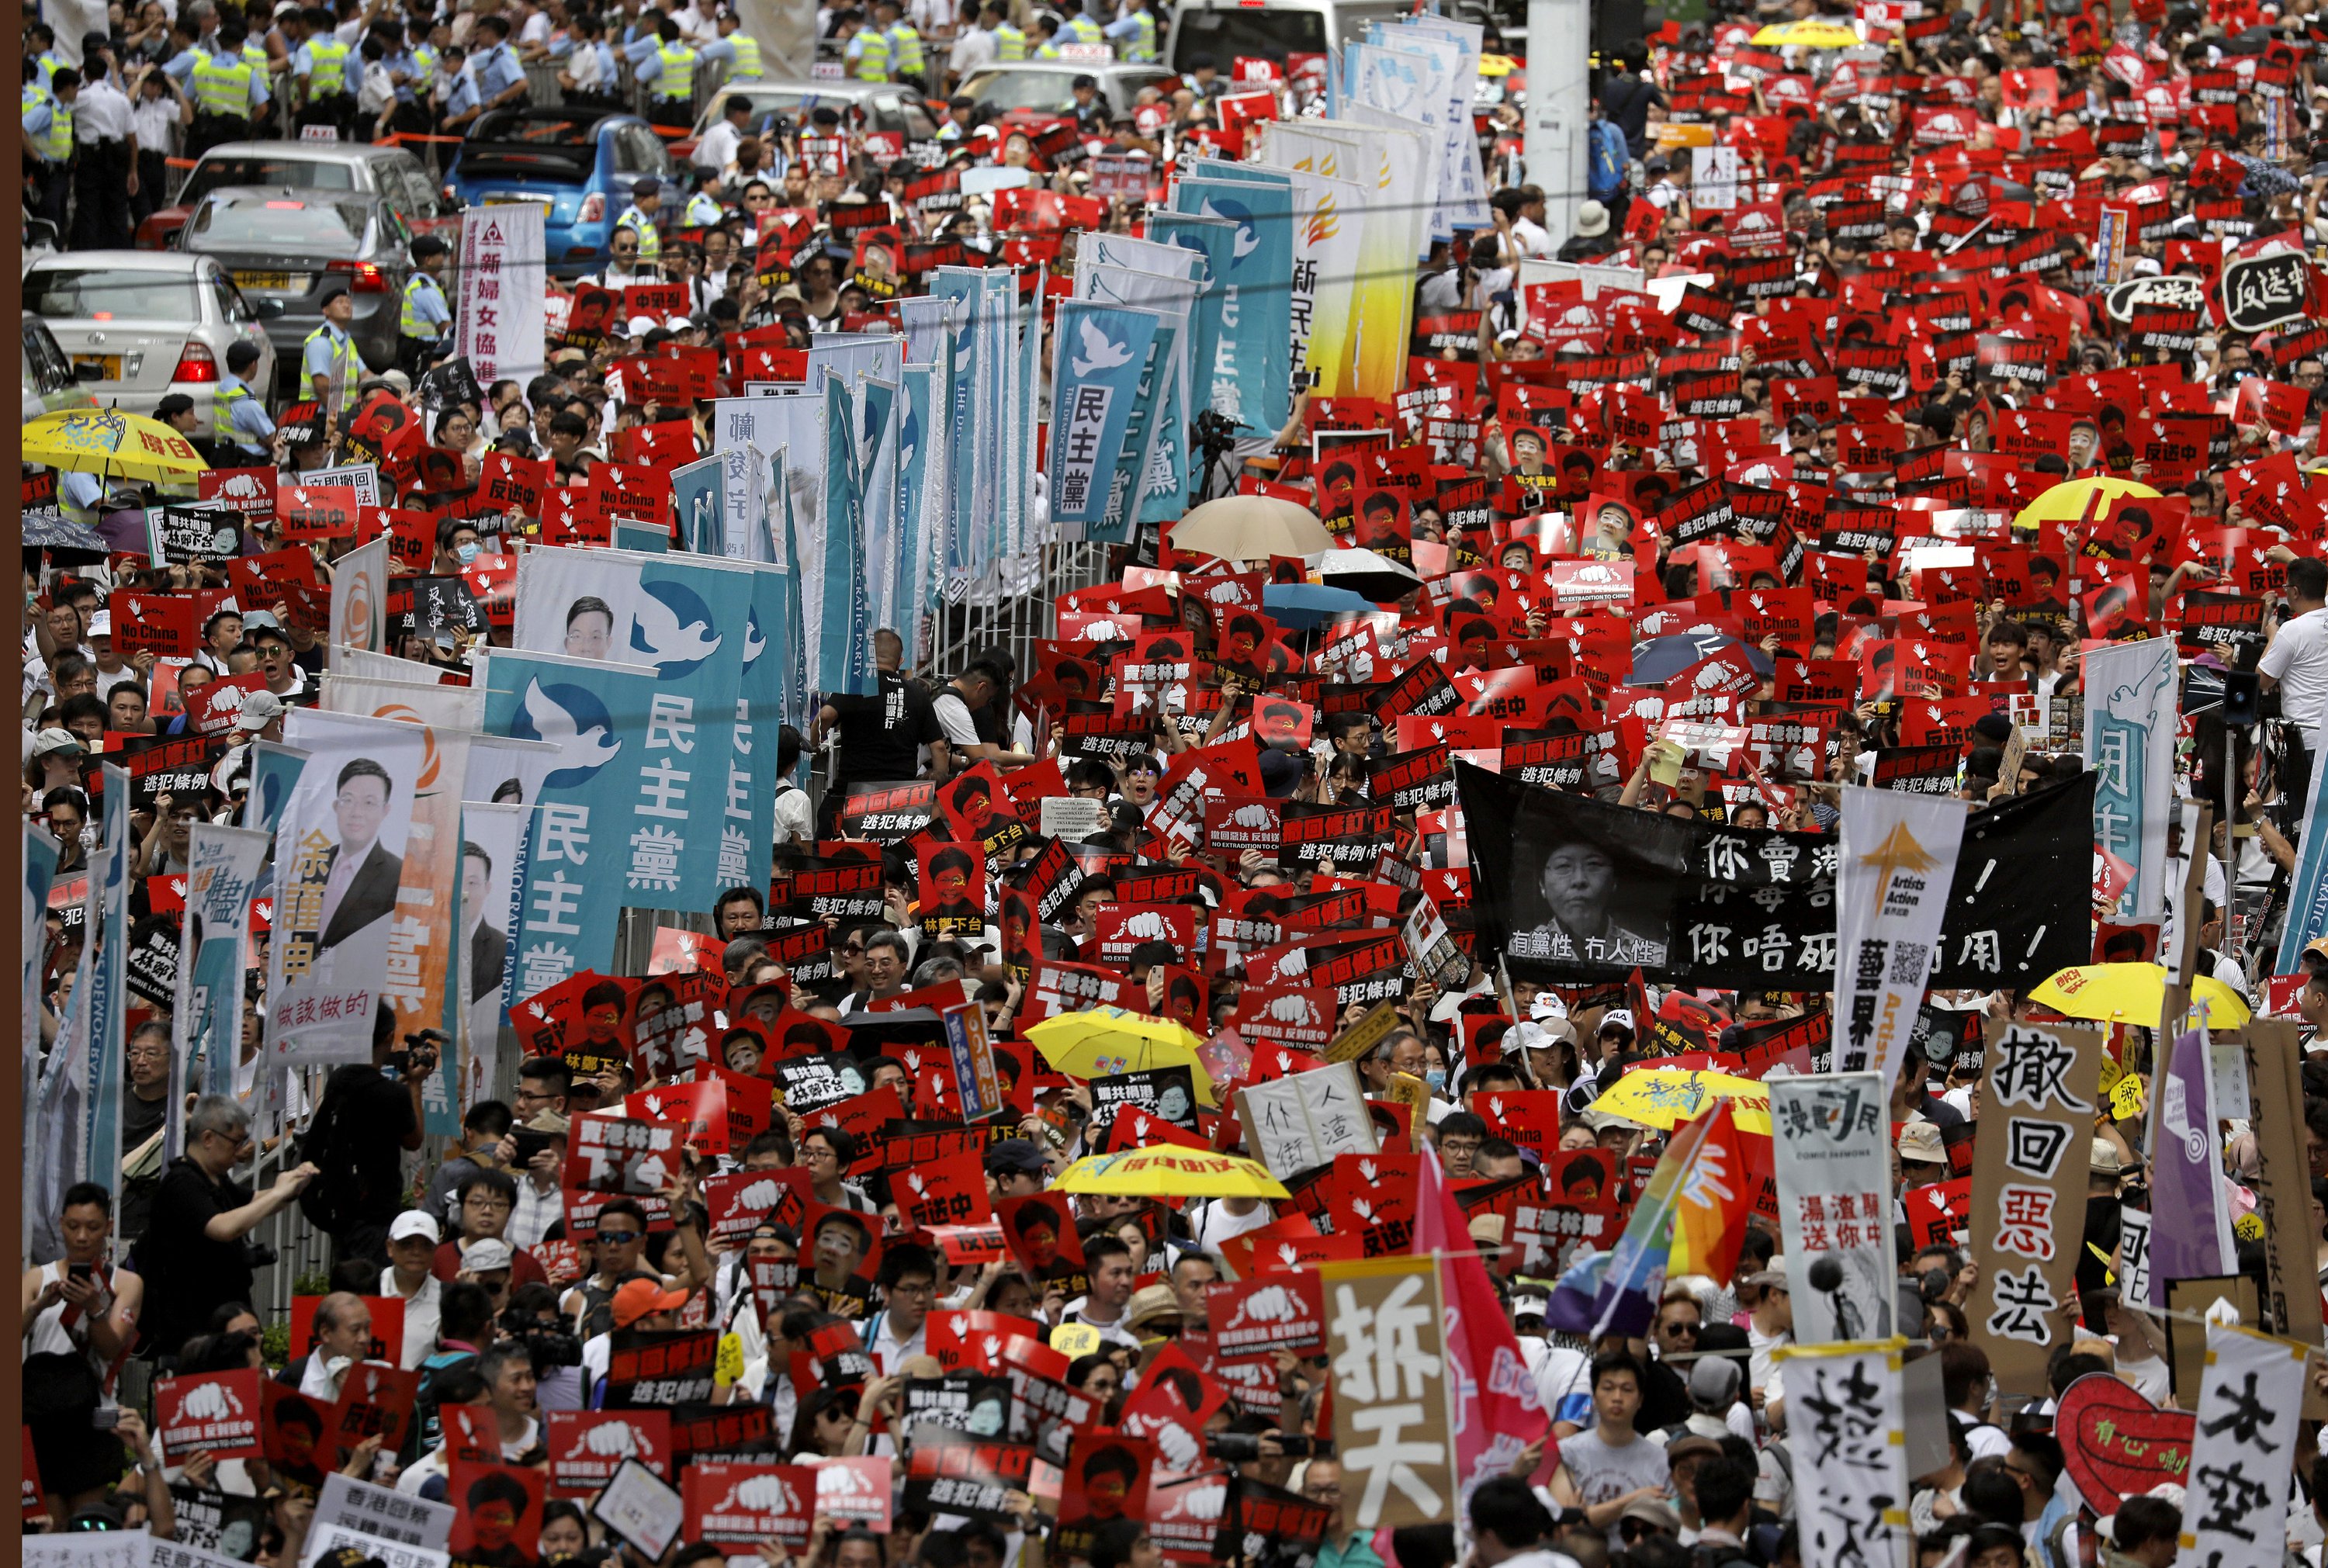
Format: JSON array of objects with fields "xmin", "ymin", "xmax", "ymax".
[
  {"xmin": 71, "ymin": 355, "xmax": 120, "ymax": 381},
  {"xmin": 487, "ymin": 196, "xmax": 551, "ymax": 209},
  {"xmin": 234, "ymin": 270, "xmax": 296, "ymax": 292}
]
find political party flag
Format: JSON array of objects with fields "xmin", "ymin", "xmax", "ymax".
[
  {"xmin": 856, "ymin": 373, "xmax": 904, "ymax": 648},
  {"xmin": 1048, "ymin": 300, "xmax": 1163, "ymax": 540},
  {"xmin": 458, "ymin": 801, "xmax": 532, "ymax": 1108},
  {"xmin": 1834, "ymin": 785, "xmax": 1965, "ymax": 1085},
  {"xmin": 269, "ymin": 711, "xmax": 433, "ymax": 1064},
  {"xmin": 2148, "ymin": 1022, "xmax": 2236, "ymax": 1307},
  {"xmin": 719, "ymin": 562, "xmax": 790, "ymax": 889},
  {"xmin": 1171, "ymin": 168, "xmax": 1297, "ymax": 441},
  {"xmin": 84, "ymin": 760, "xmax": 132, "ymax": 1214},
  {"xmin": 477, "ymin": 648, "xmax": 663, "ymax": 1002},
  {"xmin": 1015, "ymin": 265, "xmax": 1044, "ymax": 569},
  {"xmin": 175, "ymin": 824, "xmax": 272, "ymax": 1126},
  {"xmin": 1413, "ymin": 1136, "xmax": 1553, "ymax": 1515},
  {"xmin": 927, "ymin": 272, "xmax": 992, "ymax": 586},
  {"xmin": 1549, "ymin": 1105, "xmax": 1721, "ymax": 1338},
  {"xmin": 1076, "ymin": 258, "xmax": 1196, "ymax": 542},
  {"xmin": 2277, "ymin": 747, "xmax": 2328, "ymax": 971},
  {"xmin": 1199, "ymin": 157, "xmax": 1365, "ymax": 403},
  {"xmin": 819, "ymin": 369, "xmax": 878, "ymax": 699},
  {"xmin": 1144, "ymin": 211, "xmax": 1238, "ymax": 452},
  {"xmin": 894, "ymin": 358, "xmax": 947, "ymax": 660},
  {"xmin": 2084, "ymin": 638, "xmax": 2178, "ymax": 922},
  {"xmin": 328, "ymin": 535, "xmax": 388, "ymax": 670}
]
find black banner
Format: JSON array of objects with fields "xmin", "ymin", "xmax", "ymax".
[{"xmin": 1457, "ymin": 762, "xmax": 2095, "ymax": 991}]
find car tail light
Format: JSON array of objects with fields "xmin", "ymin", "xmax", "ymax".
[
  {"xmin": 578, "ymin": 191, "xmax": 605, "ymax": 224},
  {"xmin": 329, "ymin": 260, "xmax": 393, "ymax": 294},
  {"xmin": 172, "ymin": 340, "xmax": 218, "ymax": 383}
]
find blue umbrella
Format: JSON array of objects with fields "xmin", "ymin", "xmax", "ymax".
[{"xmin": 1263, "ymin": 581, "xmax": 1376, "ymax": 629}]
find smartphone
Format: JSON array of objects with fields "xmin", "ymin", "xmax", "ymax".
[{"xmin": 68, "ymin": 1262, "xmax": 92, "ymax": 1285}]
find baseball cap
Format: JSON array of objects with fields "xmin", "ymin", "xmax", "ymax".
[
  {"xmin": 1898, "ymin": 1120, "xmax": 1946, "ymax": 1165},
  {"xmin": 85, "ymin": 610, "xmax": 111, "ymax": 639},
  {"xmin": 611, "ymin": 1276, "xmax": 691, "ymax": 1327},
  {"xmin": 32, "ymin": 729, "xmax": 84, "ymax": 758},
  {"xmin": 388, "ymin": 1210, "xmax": 442, "ymax": 1244},
  {"xmin": 1687, "ymin": 1355, "xmax": 1741, "ymax": 1411},
  {"xmin": 984, "ymin": 1137, "xmax": 1046, "ymax": 1177},
  {"xmin": 462, "ymin": 1237, "xmax": 515, "ymax": 1272},
  {"xmin": 236, "ymin": 690, "xmax": 287, "ymax": 731}
]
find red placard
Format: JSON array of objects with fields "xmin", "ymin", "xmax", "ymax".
[
  {"xmin": 1203, "ymin": 1272, "xmax": 1327, "ymax": 1359},
  {"xmin": 275, "ymin": 483, "xmax": 364, "ymax": 540},
  {"xmin": 154, "ymin": 1369, "xmax": 265, "ymax": 1463},
  {"xmin": 684, "ymin": 1460, "xmax": 819, "ymax": 1551},
  {"xmin": 545, "ymin": 1410, "xmax": 674, "ymax": 1497},
  {"xmin": 446, "ymin": 1459, "xmax": 545, "ymax": 1565}
]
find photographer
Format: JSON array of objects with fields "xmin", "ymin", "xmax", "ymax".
[
  {"xmin": 137, "ymin": 1096, "xmax": 317, "ymax": 1362},
  {"xmin": 297, "ymin": 1006, "xmax": 430, "ymax": 1273}
]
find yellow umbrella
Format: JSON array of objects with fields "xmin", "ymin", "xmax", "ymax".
[
  {"xmin": 1052, "ymin": 1147, "xmax": 1289, "ymax": 1199},
  {"xmin": 1749, "ymin": 19, "xmax": 1862, "ymax": 46},
  {"xmin": 1169, "ymin": 495, "xmax": 1333, "ymax": 562},
  {"xmin": 2012, "ymin": 476, "xmax": 2160, "ymax": 535},
  {"xmin": 1026, "ymin": 1008, "xmax": 1217, "ymax": 1106},
  {"xmin": 23, "ymin": 407, "xmax": 209, "ymax": 483},
  {"xmin": 2028, "ymin": 964, "xmax": 2252, "ymax": 1028},
  {"xmin": 1591, "ymin": 1068, "xmax": 1772, "ymax": 1135}
]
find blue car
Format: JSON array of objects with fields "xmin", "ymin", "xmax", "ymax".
[{"xmin": 445, "ymin": 107, "xmax": 685, "ymax": 272}]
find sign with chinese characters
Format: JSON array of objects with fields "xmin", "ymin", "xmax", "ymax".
[
  {"xmin": 1968, "ymin": 1019, "xmax": 2101, "ymax": 1393},
  {"xmin": 1833, "ymin": 787, "xmax": 1963, "ymax": 1082},
  {"xmin": 2177, "ymin": 1323, "xmax": 2307, "ymax": 1562},
  {"xmin": 1321, "ymin": 1255, "xmax": 1456, "ymax": 1532},
  {"xmin": 1776, "ymin": 1339, "xmax": 1909, "ymax": 1568},
  {"xmin": 2149, "ymin": 1017, "xmax": 2236, "ymax": 1307},
  {"xmin": 1769, "ymin": 1074, "xmax": 1896, "ymax": 1346},
  {"xmin": 455, "ymin": 203, "xmax": 546, "ymax": 386},
  {"xmin": 2083, "ymin": 638, "xmax": 2177, "ymax": 922},
  {"xmin": 1235, "ymin": 1061, "xmax": 1380, "ymax": 1179}
]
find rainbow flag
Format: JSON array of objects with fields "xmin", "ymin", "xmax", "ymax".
[{"xmin": 1547, "ymin": 1102, "xmax": 1739, "ymax": 1339}]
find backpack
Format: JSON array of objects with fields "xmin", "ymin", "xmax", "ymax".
[
  {"xmin": 296, "ymin": 1068, "xmax": 379, "ymax": 1235},
  {"xmin": 1588, "ymin": 119, "xmax": 1630, "ymax": 197}
]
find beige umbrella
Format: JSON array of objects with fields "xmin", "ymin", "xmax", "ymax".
[{"xmin": 1169, "ymin": 495, "xmax": 1333, "ymax": 560}]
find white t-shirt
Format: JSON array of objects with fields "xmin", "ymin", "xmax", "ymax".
[
  {"xmin": 695, "ymin": 119, "xmax": 745, "ymax": 171},
  {"xmin": 1188, "ymin": 1199, "xmax": 1273, "ymax": 1254},
  {"xmin": 932, "ymin": 689, "xmax": 982, "ymax": 749},
  {"xmin": 2262, "ymin": 607, "xmax": 2328, "ymax": 737}
]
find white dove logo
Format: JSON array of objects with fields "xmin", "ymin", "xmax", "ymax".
[
  {"xmin": 742, "ymin": 607, "xmax": 767, "ymax": 668},
  {"xmin": 1072, "ymin": 317, "xmax": 1135, "ymax": 377},
  {"xmin": 518, "ymin": 678, "xmax": 622, "ymax": 785},
  {"xmin": 630, "ymin": 581, "xmax": 722, "ymax": 673},
  {"xmin": 1199, "ymin": 198, "xmax": 1262, "ymax": 260}
]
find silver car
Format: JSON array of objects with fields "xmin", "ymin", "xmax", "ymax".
[
  {"xmin": 179, "ymin": 187, "xmax": 413, "ymax": 383},
  {"xmin": 683, "ymin": 79, "xmax": 941, "ymax": 147},
  {"xmin": 956, "ymin": 61, "xmax": 1174, "ymax": 119},
  {"xmin": 25, "ymin": 252, "xmax": 280, "ymax": 438}
]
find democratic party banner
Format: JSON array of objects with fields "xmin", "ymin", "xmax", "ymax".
[
  {"xmin": 856, "ymin": 372, "xmax": 905, "ymax": 661},
  {"xmin": 1048, "ymin": 299, "xmax": 1162, "ymax": 540},
  {"xmin": 2084, "ymin": 638, "xmax": 2178, "ymax": 922},
  {"xmin": 175, "ymin": 824, "xmax": 271, "ymax": 1126},
  {"xmin": 457, "ymin": 802, "xmax": 533, "ymax": 1109},
  {"xmin": 927, "ymin": 272, "xmax": 995, "ymax": 587},
  {"xmin": 1459, "ymin": 763, "xmax": 2092, "ymax": 992},
  {"xmin": 478, "ymin": 649, "xmax": 663, "ymax": 1002},
  {"xmin": 268, "ymin": 711, "xmax": 432, "ymax": 1064},
  {"xmin": 1833, "ymin": 786, "xmax": 1963, "ymax": 1083},
  {"xmin": 328, "ymin": 535, "xmax": 389, "ymax": 671},
  {"xmin": 512, "ymin": 545, "xmax": 752, "ymax": 906},
  {"xmin": 2277, "ymin": 749, "xmax": 2328, "ymax": 971},
  {"xmin": 1769, "ymin": 1075, "xmax": 1897, "ymax": 1346},
  {"xmin": 84, "ymin": 761, "xmax": 132, "ymax": 1212},
  {"xmin": 670, "ymin": 454, "xmax": 725, "ymax": 558},
  {"xmin": 1072, "ymin": 264, "xmax": 1193, "ymax": 543},
  {"xmin": 817, "ymin": 370, "xmax": 879, "ymax": 699},
  {"xmin": 891, "ymin": 358, "xmax": 947, "ymax": 659},
  {"xmin": 1142, "ymin": 211, "xmax": 1238, "ymax": 478},
  {"xmin": 455, "ymin": 202, "xmax": 546, "ymax": 386},
  {"xmin": 1172, "ymin": 166, "xmax": 1297, "ymax": 443},
  {"xmin": 1772, "ymin": 1341, "xmax": 1910, "ymax": 1568}
]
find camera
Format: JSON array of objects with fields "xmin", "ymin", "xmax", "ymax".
[
  {"xmin": 511, "ymin": 1321, "xmax": 584, "ymax": 1371},
  {"xmin": 242, "ymin": 1240, "xmax": 279, "ymax": 1270},
  {"xmin": 387, "ymin": 1029, "xmax": 447, "ymax": 1078},
  {"xmin": 1205, "ymin": 1433, "xmax": 1314, "ymax": 1462}
]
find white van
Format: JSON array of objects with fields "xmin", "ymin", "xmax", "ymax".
[{"xmin": 1163, "ymin": 0, "xmax": 1414, "ymax": 73}]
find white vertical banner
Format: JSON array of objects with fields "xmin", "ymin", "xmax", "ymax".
[
  {"xmin": 174, "ymin": 824, "xmax": 273, "ymax": 1145},
  {"xmin": 1834, "ymin": 787, "xmax": 1965, "ymax": 1085},
  {"xmin": 329, "ymin": 535, "xmax": 389, "ymax": 672},
  {"xmin": 1769, "ymin": 1074, "xmax": 1897, "ymax": 1347},
  {"xmin": 1692, "ymin": 144, "xmax": 1743, "ymax": 210},
  {"xmin": 1775, "ymin": 1340, "xmax": 1911, "ymax": 1568},
  {"xmin": 2084, "ymin": 637, "xmax": 2178, "ymax": 922},
  {"xmin": 454, "ymin": 203, "xmax": 546, "ymax": 386},
  {"xmin": 2178, "ymin": 1324, "xmax": 2305, "ymax": 1562}
]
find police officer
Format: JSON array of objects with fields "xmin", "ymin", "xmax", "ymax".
[
  {"xmin": 715, "ymin": 9, "xmax": 761, "ymax": 79},
  {"xmin": 304, "ymin": 284, "xmax": 365, "ymax": 417},
  {"xmin": 874, "ymin": 0, "xmax": 923, "ymax": 91},
  {"xmin": 1031, "ymin": 16, "xmax": 1063, "ymax": 58},
  {"xmin": 1059, "ymin": 0, "xmax": 1104, "ymax": 49},
  {"xmin": 1103, "ymin": 0, "xmax": 1158, "ymax": 62},
  {"xmin": 71, "ymin": 36, "xmax": 134, "ymax": 251},
  {"xmin": 24, "ymin": 63, "xmax": 76, "ymax": 231},
  {"xmin": 844, "ymin": 7, "xmax": 890, "ymax": 80},
  {"xmin": 293, "ymin": 4, "xmax": 356, "ymax": 137},
  {"xmin": 614, "ymin": 175, "xmax": 665, "ymax": 266},
  {"xmin": 212, "ymin": 342, "xmax": 278, "ymax": 462},
  {"xmin": 990, "ymin": 2, "xmax": 1027, "ymax": 61},
  {"xmin": 399, "ymin": 235, "xmax": 453, "ymax": 375},
  {"xmin": 681, "ymin": 167, "xmax": 724, "ymax": 227},
  {"xmin": 632, "ymin": 15, "xmax": 698, "ymax": 130},
  {"xmin": 469, "ymin": 15, "xmax": 531, "ymax": 116},
  {"xmin": 189, "ymin": 23, "xmax": 265, "ymax": 161}
]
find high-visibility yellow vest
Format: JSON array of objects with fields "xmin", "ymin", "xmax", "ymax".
[
  {"xmin": 306, "ymin": 37, "xmax": 351, "ymax": 95},
  {"xmin": 1121, "ymin": 9, "xmax": 1156, "ymax": 61},
  {"xmin": 214, "ymin": 378, "xmax": 258, "ymax": 439},
  {"xmin": 683, "ymin": 192, "xmax": 722, "ymax": 225},
  {"xmin": 851, "ymin": 26, "xmax": 889, "ymax": 79},
  {"xmin": 994, "ymin": 22, "xmax": 1026, "ymax": 58},
  {"xmin": 193, "ymin": 51, "xmax": 255, "ymax": 119},
  {"xmin": 653, "ymin": 40, "xmax": 695, "ymax": 100},
  {"xmin": 303, "ymin": 322, "xmax": 361, "ymax": 412},
  {"xmin": 1034, "ymin": 37, "xmax": 1061, "ymax": 57},
  {"xmin": 617, "ymin": 206, "xmax": 661, "ymax": 263},
  {"xmin": 887, "ymin": 22, "xmax": 923, "ymax": 74},
  {"xmin": 40, "ymin": 93, "xmax": 73, "ymax": 160},
  {"xmin": 728, "ymin": 33, "xmax": 761, "ymax": 75},
  {"xmin": 1065, "ymin": 13, "xmax": 1103, "ymax": 45},
  {"xmin": 399, "ymin": 275, "xmax": 439, "ymax": 338},
  {"xmin": 242, "ymin": 40, "xmax": 271, "ymax": 71}
]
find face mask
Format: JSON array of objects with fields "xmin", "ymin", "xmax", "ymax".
[
  {"xmin": 456, "ymin": 542, "xmax": 480, "ymax": 565},
  {"xmin": 1425, "ymin": 1068, "xmax": 1447, "ymax": 1092}
]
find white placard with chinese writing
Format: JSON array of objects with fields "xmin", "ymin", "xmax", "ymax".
[
  {"xmin": 2178, "ymin": 1324, "xmax": 2305, "ymax": 1563},
  {"xmin": 456, "ymin": 202, "xmax": 546, "ymax": 387},
  {"xmin": 1775, "ymin": 1340, "xmax": 1910, "ymax": 1568},
  {"xmin": 1770, "ymin": 1073, "xmax": 1896, "ymax": 1346},
  {"xmin": 1691, "ymin": 144, "xmax": 1743, "ymax": 210}
]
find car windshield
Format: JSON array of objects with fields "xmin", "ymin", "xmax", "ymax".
[
  {"xmin": 1169, "ymin": 5, "xmax": 1327, "ymax": 66},
  {"xmin": 470, "ymin": 111, "xmax": 600, "ymax": 144},
  {"xmin": 961, "ymin": 70, "xmax": 1085, "ymax": 113},
  {"xmin": 189, "ymin": 196, "xmax": 369, "ymax": 253},
  {"xmin": 736, "ymin": 91, "xmax": 857, "ymax": 129},
  {"xmin": 182, "ymin": 155, "xmax": 355, "ymax": 204},
  {"xmin": 29, "ymin": 268, "xmax": 203, "ymax": 321}
]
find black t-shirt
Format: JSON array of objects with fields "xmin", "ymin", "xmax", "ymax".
[
  {"xmin": 118, "ymin": 1090, "xmax": 171, "ymax": 1239},
  {"xmin": 826, "ymin": 672, "xmax": 942, "ymax": 782},
  {"xmin": 139, "ymin": 1157, "xmax": 255, "ymax": 1356},
  {"xmin": 310, "ymin": 1064, "xmax": 418, "ymax": 1225}
]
